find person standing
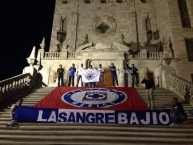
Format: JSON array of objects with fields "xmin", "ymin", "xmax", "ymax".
[
  {"xmin": 98, "ymin": 64, "xmax": 105, "ymax": 87},
  {"xmin": 131, "ymin": 64, "xmax": 138, "ymax": 87},
  {"xmin": 76, "ymin": 63, "xmax": 85, "ymax": 87},
  {"xmin": 141, "ymin": 73, "xmax": 155, "ymax": 109},
  {"xmin": 109, "ymin": 63, "xmax": 119, "ymax": 87},
  {"xmin": 68, "ymin": 63, "xmax": 76, "ymax": 87},
  {"xmin": 87, "ymin": 65, "xmax": 96, "ymax": 87},
  {"xmin": 57, "ymin": 64, "xmax": 65, "ymax": 86},
  {"xmin": 126, "ymin": 62, "xmax": 132, "ymax": 87}
]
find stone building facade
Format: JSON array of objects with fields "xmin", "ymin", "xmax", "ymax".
[{"xmin": 35, "ymin": 0, "xmax": 193, "ymax": 87}]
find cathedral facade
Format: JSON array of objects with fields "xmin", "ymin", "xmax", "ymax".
[{"xmin": 38, "ymin": 0, "xmax": 193, "ymax": 87}]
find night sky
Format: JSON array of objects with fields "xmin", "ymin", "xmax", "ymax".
[{"xmin": 0, "ymin": 0, "xmax": 55, "ymax": 80}]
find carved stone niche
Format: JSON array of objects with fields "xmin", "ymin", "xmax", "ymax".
[
  {"xmin": 116, "ymin": 0, "xmax": 124, "ymax": 3},
  {"xmin": 100, "ymin": 0, "xmax": 107, "ymax": 4},
  {"xmin": 84, "ymin": 0, "xmax": 92, "ymax": 4},
  {"xmin": 92, "ymin": 16, "xmax": 117, "ymax": 36},
  {"xmin": 61, "ymin": 0, "xmax": 69, "ymax": 4},
  {"xmin": 140, "ymin": 0, "xmax": 149, "ymax": 3}
]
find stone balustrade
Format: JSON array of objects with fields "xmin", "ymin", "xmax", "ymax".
[
  {"xmin": 149, "ymin": 52, "xmax": 163, "ymax": 59},
  {"xmin": 43, "ymin": 51, "xmax": 162, "ymax": 60},
  {"xmin": 44, "ymin": 52, "xmax": 63, "ymax": 59},
  {"xmin": 168, "ymin": 74, "xmax": 193, "ymax": 102},
  {"xmin": 68, "ymin": 52, "xmax": 76, "ymax": 58},
  {"xmin": 0, "ymin": 73, "xmax": 32, "ymax": 102}
]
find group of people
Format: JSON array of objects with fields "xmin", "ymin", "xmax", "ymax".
[
  {"xmin": 5, "ymin": 63, "xmax": 190, "ymax": 127},
  {"xmin": 57, "ymin": 63, "xmax": 105, "ymax": 87},
  {"xmin": 57, "ymin": 63, "xmax": 140, "ymax": 88}
]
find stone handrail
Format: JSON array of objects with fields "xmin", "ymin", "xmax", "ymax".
[
  {"xmin": 0, "ymin": 73, "xmax": 32, "ymax": 102},
  {"xmin": 149, "ymin": 52, "xmax": 163, "ymax": 59},
  {"xmin": 168, "ymin": 74, "xmax": 193, "ymax": 99},
  {"xmin": 68, "ymin": 52, "xmax": 76, "ymax": 58},
  {"xmin": 44, "ymin": 52, "xmax": 63, "ymax": 60}
]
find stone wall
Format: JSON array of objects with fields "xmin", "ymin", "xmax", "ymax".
[{"xmin": 50, "ymin": 0, "xmax": 158, "ymax": 52}]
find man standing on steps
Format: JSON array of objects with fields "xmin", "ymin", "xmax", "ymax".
[
  {"xmin": 76, "ymin": 63, "xmax": 85, "ymax": 87},
  {"xmin": 131, "ymin": 64, "xmax": 138, "ymax": 87},
  {"xmin": 141, "ymin": 73, "xmax": 155, "ymax": 109},
  {"xmin": 68, "ymin": 63, "xmax": 76, "ymax": 87},
  {"xmin": 109, "ymin": 63, "xmax": 119, "ymax": 87},
  {"xmin": 98, "ymin": 64, "xmax": 105, "ymax": 87},
  {"xmin": 57, "ymin": 64, "xmax": 65, "ymax": 86}
]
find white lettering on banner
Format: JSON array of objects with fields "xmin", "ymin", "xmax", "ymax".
[
  {"xmin": 140, "ymin": 112, "xmax": 150, "ymax": 124},
  {"xmin": 152, "ymin": 112, "xmax": 158, "ymax": 124},
  {"xmin": 118, "ymin": 113, "xmax": 128, "ymax": 124},
  {"xmin": 58, "ymin": 109, "xmax": 115, "ymax": 123},
  {"xmin": 36, "ymin": 109, "xmax": 170, "ymax": 125},
  {"xmin": 130, "ymin": 112, "xmax": 139, "ymax": 124},
  {"xmin": 48, "ymin": 111, "xmax": 57, "ymax": 122},
  {"xmin": 37, "ymin": 110, "xmax": 47, "ymax": 122},
  {"xmin": 159, "ymin": 112, "xmax": 170, "ymax": 124}
]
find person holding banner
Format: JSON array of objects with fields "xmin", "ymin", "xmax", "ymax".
[
  {"xmin": 98, "ymin": 64, "xmax": 105, "ymax": 87},
  {"xmin": 109, "ymin": 63, "xmax": 119, "ymax": 87},
  {"xmin": 126, "ymin": 63, "xmax": 132, "ymax": 87},
  {"xmin": 6, "ymin": 99, "xmax": 23, "ymax": 127},
  {"xmin": 76, "ymin": 63, "xmax": 85, "ymax": 87},
  {"xmin": 68, "ymin": 63, "xmax": 76, "ymax": 87},
  {"xmin": 88, "ymin": 65, "xmax": 96, "ymax": 87},
  {"xmin": 141, "ymin": 73, "xmax": 155, "ymax": 109},
  {"xmin": 170, "ymin": 97, "xmax": 187, "ymax": 126},
  {"xmin": 57, "ymin": 64, "xmax": 65, "ymax": 86}
]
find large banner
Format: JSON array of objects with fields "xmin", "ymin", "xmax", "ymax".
[
  {"xmin": 34, "ymin": 87, "xmax": 148, "ymax": 110},
  {"xmin": 14, "ymin": 106, "xmax": 171, "ymax": 125},
  {"xmin": 82, "ymin": 69, "xmax": 100, "ymax": 83}
]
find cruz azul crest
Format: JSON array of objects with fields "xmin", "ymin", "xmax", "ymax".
[{"xmin": 61, "ymin": 88, "xmax": 127, "ymax": 108}]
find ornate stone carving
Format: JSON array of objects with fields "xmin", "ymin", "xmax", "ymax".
[{"xmin": 92, "ymin": 16, "xmax": 117, "ymax": 36}]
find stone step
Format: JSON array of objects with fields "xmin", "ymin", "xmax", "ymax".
[
  {"xmin": 0, "ymin": 140, "xmax": 176, "ymax": 145},
  {"xmin": 0, "ymin": 134, "xmax": 192, "ymax": 144}
]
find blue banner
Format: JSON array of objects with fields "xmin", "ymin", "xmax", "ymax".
[{"xmin": 14, "ymin": 106, "xmax": 171, "ymax": 125}]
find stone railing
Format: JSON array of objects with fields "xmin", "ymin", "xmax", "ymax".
[
  {"xmin": 67, "ymin": 52, "xmax": 76, "ymax": 59},
  {"xmin": 168, "ymin": 74, "xmax": 193, "ymax": 100},
  {"xmin": 44, "ymin": 52, "xmax": 66, "ymax": 60},
  {"xmin": 0, "ymin": 73, "xmax": 32, "ymax": 102},
  {"xmin": 149, "ymin": 52, "xmax": 163, "ymax": 59},
  {"xmin": 128, "ymin": 52, "xmax": 162, "ymax": 59}
]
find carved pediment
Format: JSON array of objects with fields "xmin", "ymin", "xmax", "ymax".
[{"xmin": 76, "ymin": 42, "xmax": 129, "ymax": 52}]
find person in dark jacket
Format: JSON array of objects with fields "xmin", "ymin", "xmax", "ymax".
[
  {"xmin": 141, "ymin": 73, "xmax": 155, "ymax": 109},
  {"xmin": 170, "ymin": 97, "xmax": 187, "ymax": 126},
  {"xmin": 109, "ymin": 63, "xmax": 119, "ymax": 87},
  {"xmin": 68, "ymin": 63, "xmax": 76, "ymax": 87},
  {"xmin": 57, "ymin": 64, "xmax": 65, "ymax": 86},
  {"xmin": 131, "ymin": 64, "xmax": 138, "ymax": 87}
]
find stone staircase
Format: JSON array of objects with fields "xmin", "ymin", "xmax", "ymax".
[{"xmin": 0, "ymin": 87, "xmax": 193, "ymax": 145}]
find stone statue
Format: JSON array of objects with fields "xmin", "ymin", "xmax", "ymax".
[
  {"xmin": 163, "ymin": 39, "xmax": 173, "ymax": 58},
  {"xmin": 82, "ymin": 34, "xmax": 89, "ymax": 45}
]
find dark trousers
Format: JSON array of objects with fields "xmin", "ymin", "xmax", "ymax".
[
  {"xmin": 68, "ymin": 76, "xmax": 74, "ymax": 87},
  {"xmin": 58, "ymin": 75, "xmax": 64, "ymax": 86},
  {"xmin": 76, "ymin": 75, "xmax": 83, "ymax": 87},
  {"xmin": 89, "ymin": 82, "xmax": 96, "ymax": 87},
  {"xmin": 112, "ymin": 74, "xmax": 118, "ymax": 87},
  {"xmin": 131, "ymin": 74, "xmax": 139, "ymax": 87},
  {"xmin": 171, "ymin": 111, "xmax": 187, "ymax": 124}
]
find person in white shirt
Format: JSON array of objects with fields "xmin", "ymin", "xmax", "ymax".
[
  {"xmin": 76, "ymin": 63, "xmax": 85, "ymax": 87},
  {"xmin": 98, "ymin": 64, "xmax": 105, "ymax": 86},
  {"xmin": 6, "ymin": 98, "xmax": 23, "ymax": 127},
  {"xmin": 87, "ymin": 65, "xmax": 96, "ymax": 87}
]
